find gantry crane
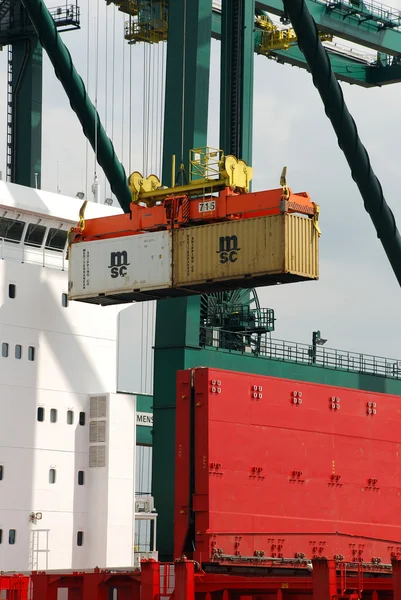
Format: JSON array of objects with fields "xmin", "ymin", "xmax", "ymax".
[
  {"xmin": 107, "ymin": 0, "xmax": 401, "ymax": 86},
  {"xmin": 22, "ymin": 0, "xmax": 401, "ymax": 562}
]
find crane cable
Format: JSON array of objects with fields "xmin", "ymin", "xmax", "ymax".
[
  {"xmin": 129, "ymin": 13, "xmax": 133, "ymax": 175},
  {"xmin": 84, "ymin": 0, "xmax": 90, "ymax": 198},
  {"xmin": 180, "ymin": 0, "xmax": 187, "ymax": 169},
  {"xmin": 121, "ymin": 19, "xmax": 126, "ymax": 172},
  {"xmin": 94, "ymin": 0, "xmax": 100, "ymax": 181}
]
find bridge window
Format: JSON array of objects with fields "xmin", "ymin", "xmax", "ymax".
[
  {"xmin": 67, "ymin": 410, "xmax": 74, "ymax": 425},
  {"xmin": 0, "ymin": 465, "xmax": 3, "ymax": 480},
  {"xmin": 8, "ymin": 284, "xmax": 16, "ymax": 299},
  {"xmin": 8, "ymin": 530, "xmax": 16, "ymax": 545},
  {"xmin": 37, "ymin": 407, "xmax": 45, "ymax": 422},
  {"xmin": 62, "ymin": 293, "xmax": 69, "ymax": 308},
  {"xmin": 15, "ymin": 345, "xmax": 22, "ymax": 359},
  {"xmin": 77, "ymin": 531, "xmax": 84, "ymax": 546},
  {"xmin": 2, "ymin": 343, "xmax": 8, "ymax": 358},
  {"xmin": 0, "ymin": 217, "xmax": 25, "ymax": 243},
  {"xmin": 28, "ymin": 346, "xmax": 35, "ymax": 361},
  {"xmin": 49, "ymin": 469, "xmax": 56, "ymax": 484},
  {"xmin": 50, "ymin": 409, "xmax": 58, "ymax": 423},
  {"xmin": 45, "ymin": 228, "xmax": 68, "ymax": 252},
  {"xmin": 78, "ymin": 471, "xmax": 84, "ymax": 485},
  {"xmin": 0, "ymin": 530, "xmax": 2, "ymax": 544},
  {"xmin": 24, "ymin": 223, "xmax": 46, "ymax": 247},
  {"xmin": 79, "ymin": 412, "xmax": 86, "ymax": 426}
]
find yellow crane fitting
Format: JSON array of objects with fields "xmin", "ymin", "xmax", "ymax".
[
  {"xmin": 105, "ymin": 0, "xmax": 139, "ymax": 17},
  {"xmin": 128, "ymin": 172, "xmax": 163, "ymax": 205},
  {"xmin": 124, "ymin": 1, "xmax": 168, "ymax": 44},
  {"xmin": 128, "ymin": 150, "xmax": 253, "ymax": 206},
  {"xmin": 257, "ymin": 14, "xmax": 332, "ymax": 52}
]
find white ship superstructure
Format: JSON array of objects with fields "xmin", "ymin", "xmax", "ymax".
[{"xmin": 0, "ymin": 182, "xmax": 156, "ymax": 571}]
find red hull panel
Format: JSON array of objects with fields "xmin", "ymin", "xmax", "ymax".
[{"xmin": 175, "ymin": 367, "xmax": 401, "ymax": 564}]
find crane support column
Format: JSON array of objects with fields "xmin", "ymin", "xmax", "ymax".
[
  {"xmin": 220, "ymin": 0, "xmax": 255, "ymax": 164},
  {"xmin": 282, "ymin": 0, "xmax": 401, "ymax": 287},
  {"xmin": 20, "ymin": 0, "xmax": 131, "ymax": 211},
  {"xmin": 9, "ymin": 38, "xmax": 43, "ymax": 188},
  {"xmin": 154, "ymin": 0, "xmax": 213, "ymax": 561},
  {"xmin": 162, "ymin": 0, "xmax": 213, "ymax": 183}
]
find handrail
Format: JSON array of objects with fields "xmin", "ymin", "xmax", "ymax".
[{"xmin": 200, "ymin": 326, "xmax": 401, "ymax": 379}]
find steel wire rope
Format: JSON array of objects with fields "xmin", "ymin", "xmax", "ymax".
[
  {"xmin": 180, "ymin": 0, "xmax": 187, "ymax": 167},
  {"xmin": 143, "ymin": 43, "xmax": 150, "ymax": 174},
  {"xmin": 129, "ymin": 14, "xmax": 133, "ymax": 175},
  {"xmin": 85, "ymin": 0, "xmax": 90, "ymax": 198},
  {"xmin": 140, "ymin": 303, "xmax": 145, "ymax": 393},
  {"xmin": 150, "ymin": 42, "xmax": 155, "ymax": 174},
  {"xmin": 105, "ymin": 0, "xmax": 110, "ymax": 199},
  {"xmin": 111, "ymin": 7, "xmax": 116, "ymax": 153},
  {"xmin": 94, "ymin": 1, "xmax": 100, "ymax": 181},
  {"xmin": 156, "ymin": 39, "xmax": 164, "ymax": 177},
  {"xmin": 105, "ymin": 4, "xmax": 108, "ymax": 133},
  {"xmin": 121, "ymin": 19, "xmax": 126, "ymax": 172},
  {"xmin": 155, "ymin": 43, "xmax": 159, "ymax": 176},
  {"xmin": 143, "ymin": 303, "xmax": 148, "ymax": 394},
  {"xmin": 282, "ymin": 0, "xmax": 401, "ymax": 287},
  {"xmin": 160, "ymin": 37, "xmax": 166, "ymax": 179}
]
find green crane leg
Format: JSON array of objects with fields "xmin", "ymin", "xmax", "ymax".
[
  {"xmin": 20, "ymin": 0, "xmax": 131, "ymax": 212},
  {"xmin": 220, "ymin": 0, "xmax": 255, "ymax": 164},
  {"xmin": 10, "ymin": 38, "xmax": 42, "ymax": 188},
  {"xmin": 154, "ymin": 0, "xmax": 213, "ymax": 561},
  {"xmin": 162, "ymin": 0, "xmax": 213, "ymax": 183},
  {"xmin": 282, "ymin": 0, "xmax": 401, "ymax": 287}
]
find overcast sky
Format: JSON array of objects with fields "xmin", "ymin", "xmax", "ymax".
[{"xmin": 1, "ymin": 0, "xmax": 401, "ymax": 359}]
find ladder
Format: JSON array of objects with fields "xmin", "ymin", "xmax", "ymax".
[{"xmin": 0, "ymin": 0, "xmax": 12, "ymax": 21}]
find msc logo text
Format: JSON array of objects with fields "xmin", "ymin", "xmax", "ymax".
[
  {"xmin": 108, "ymin": 251, "xmax": 130, "ymax": 278},
  {"xmin": 217, "ymin": 235, "xmax": 240, "ymax": 264}
]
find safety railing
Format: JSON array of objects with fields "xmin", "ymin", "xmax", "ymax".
[
  {"xmin": 48, "ymin": 2, "xmax": 80, "ymax": 31},
  {"xmin": 200, "ymin": 326, "xmax": 401, "ymax": 379},
  {"xmin": 324, "ymin": 0, "xmax": 401, "ymax": 29}
]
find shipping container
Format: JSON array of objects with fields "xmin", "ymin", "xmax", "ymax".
[
  {"xmin": 68, "ymin": 231, "xmax": 172, "ymax": 304},
  {"xmin": 173, "ymin": 213, "xmax": 318, "ymax": 291},
  {"xmin": 175, "ymin": 367, "xmax": 401, "ymax": 566},
  {"xmin": 69, "ymin": 214, "xmax": 319, "ymax": 304}
]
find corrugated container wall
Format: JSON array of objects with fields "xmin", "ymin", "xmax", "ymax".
[
  {"xmin": 173, "ymin": 214, "xmax": 318, "ymax": 290},
  {"xmin": 68, "ymin": 231, "xmax": 172, "ymax": 302}
]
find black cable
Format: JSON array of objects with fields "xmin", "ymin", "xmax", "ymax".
[{"xmin": 283, "ymin": 0, "xmax": 401, "ymax": 287}]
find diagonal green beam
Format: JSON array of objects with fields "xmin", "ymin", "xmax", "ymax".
[{"xmin": 283, "ymin": 0, "xmax": 401, "ymax": 287}]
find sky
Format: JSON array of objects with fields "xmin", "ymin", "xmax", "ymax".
[{"xmin": 1, "ymin": 0, "xmax": 401, "ymax": 359}]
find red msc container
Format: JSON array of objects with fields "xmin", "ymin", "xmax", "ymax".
[{"xmin": 175, "ymin": 367, "xmax": 401, "ymax": 566}]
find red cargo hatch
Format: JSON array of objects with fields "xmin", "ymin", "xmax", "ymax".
[{"xmin": 175, "ymin": 367, "xmax": 401, "ymax": 565}]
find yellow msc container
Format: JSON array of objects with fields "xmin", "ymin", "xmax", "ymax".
[{"xmin": 173, "ymin": 214, "xmax": 319, "ymax": 291}]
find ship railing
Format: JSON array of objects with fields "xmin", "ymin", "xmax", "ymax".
[{"xmin": 200, "ymin": 326, "xmax": 401, "ymax": 380}]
